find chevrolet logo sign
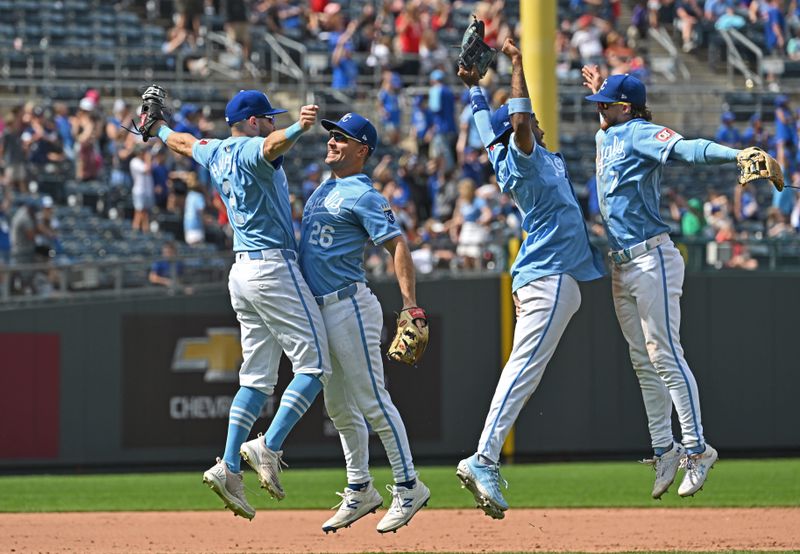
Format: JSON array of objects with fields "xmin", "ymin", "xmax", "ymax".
[{"xmin": 171, "ymin": 327, "xmax": 242, "ymax": 383}]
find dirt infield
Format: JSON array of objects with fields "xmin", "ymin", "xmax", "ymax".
[{"xmin": 1, "ymin": 508, "xmax": 798, "ymax": 553}]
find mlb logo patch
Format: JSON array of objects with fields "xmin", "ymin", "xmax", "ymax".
[
  {"xmin": 655, "ymin": 128, "xmax": 676, "ymax": 142},
  {"xmin": 383, "ymin": 207, "xmax": 395, "ymax": 224}
]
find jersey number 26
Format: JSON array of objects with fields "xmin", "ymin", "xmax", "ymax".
[{"xmin": 308, "ymin": 222, "xmax": 335, "ymax": 248}]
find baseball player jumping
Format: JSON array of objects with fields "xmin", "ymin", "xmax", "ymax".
[
  {"xmin": 455, "ymin": 40, "xmax": 606, "ymax": 519},
  {"xmin": 299, "ymin": 112, "xmax": 430, "ymax": 534},
  {"xmin": 582, "ymin": 66, "xmax": 782, "ymax": 498},
  {"xmin": 133, "ymin": 87, "xmax": 332, "ymax": 519}
]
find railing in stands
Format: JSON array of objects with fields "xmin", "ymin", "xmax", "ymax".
[
  {"xmin": 647, "ymin": 26, "xmax": 691, "ymax": 83},
  {"xmin": 719, "ymin": 28, "xmax": 764, "ymax": 89}
]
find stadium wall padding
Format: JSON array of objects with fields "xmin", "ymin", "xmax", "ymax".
[{"xmin": 0, "ymin": 273, "xmax": 797, "ymax": 470}]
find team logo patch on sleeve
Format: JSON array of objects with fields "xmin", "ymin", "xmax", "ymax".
[
  {"xmin": 655, "ymin": 128, "xmax": 676, "ymax": 142},
  {"xmin": 383, "ymin": 207, "xmax": 396, "ymax": 224}
]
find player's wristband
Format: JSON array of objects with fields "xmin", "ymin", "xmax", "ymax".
[
  {"xmin": 285, "ymin": 121, "xmax": 304, "ymax": 141},
  {"xmin": 157, "ymin": 125, "xmax": 173, "ymax": 142},
  {"xmin": 469, "ymin": 86, "xmax": 490, "ymax": 114},
  {"xmin": 508, "ymin": 97, "xmax": 533, "ymax": 115}
]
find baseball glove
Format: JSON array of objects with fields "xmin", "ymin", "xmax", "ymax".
[
  {"xmin": 387, "ymin": 307, "xmax": 429, "ymax": 366},
  {"xmin": 457, "ymin": 16, "xmax": 497, "ymax": 79},
  {"xmin": 122, "ymin": 84, "xmax": 168, "ymax": 142},
  {"xmin": 737, "ymin": 146, "xmax": 784, "ymax": 191}
]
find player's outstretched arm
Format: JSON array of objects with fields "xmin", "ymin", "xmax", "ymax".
[
  {"xmin": 501, "ymin": 38, "xmax": 533, "ymax": 155},
  {"xmin": 456, "ymin": 66, "xmax": 495, "ymax": 147},
  {"xmin": 262, "ymin": 104, "xmax": 319, "ymax": 161},
  {"xmin": 151, "ymin": 121, "xmax": 197, "ymax": 158},
  {"xmin": 382, "ymin": 235, "xmax": 417, "ymax": 309}
]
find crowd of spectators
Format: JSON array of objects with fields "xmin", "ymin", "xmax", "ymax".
[{"xmin": 4, "ymin": 0, "xmax": 800, "ymax": 296}]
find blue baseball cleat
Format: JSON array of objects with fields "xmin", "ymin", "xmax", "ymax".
[{"xmin": 456, "ymin": 454, "xmax": 509, "ymax": 519}]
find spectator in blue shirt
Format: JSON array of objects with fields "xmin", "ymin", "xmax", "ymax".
[
  {"xmin": 764, "ymin": 0, "xmax": 787, "ymax": 55},
  {"xmin": 715, "ymin": 111, "xmax": 742, "ymax": 147},
  {"xmin": 174, "ymin": 104, "xmax": 203, "ymax": 138},
  {"xmin": 183, "ymin": 178, "xmax": 206, "ymax": 246},
  {"xmin": 301, "ymin": 163, "xmax": 322, "ymax": 203},
  {"xmin": 329, "ymin": 13, "xmax": 359, "ymax": 90},
  {"xmin": 378, "ymin": 71, "xmax": 403, "ymax": 144},
  {"xmin": 428, "ymin": 69, "xmax": 457, "ymax": 170},
  {"xmin": 149, "ymin": 241, "xmax": 184, "ymax": 288},
  {"xmin": 411, "ymin": 95, "xmax": 434, "ymax": 155},
  {"xmin": 742, "ymin": 112, "xmax": 770, "ymax": 149}
]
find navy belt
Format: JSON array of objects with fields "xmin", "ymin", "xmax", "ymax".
[
  {"xmin": 315, "ymin": 283, "xmax": 360, "ymax": 306},
  {"xmin": 235, "ymin": 249, "xmax": 296, "ymax": 262}
]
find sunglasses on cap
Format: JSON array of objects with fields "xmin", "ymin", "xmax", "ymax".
[
  {"xmin": 598, "ymin": 101, "xmax": 631, "ymax": 110},
  {"xmin": 329, "ymin": 130, "xmax": 365, "ymax": 145},
  {"xmin": 254, "ymin": 114, "xmax": 274, "ymax": 123}
]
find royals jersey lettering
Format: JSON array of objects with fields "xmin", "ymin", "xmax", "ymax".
[
  {"xmin": 299, "ymin": 173, "xmax": 401, "ymax": 296},
  {"xmin": 594, "ymin": 119, "xmax": 683, "ymax": 251}
]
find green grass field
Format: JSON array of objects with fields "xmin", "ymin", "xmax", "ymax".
[{"xmin": 1, "ymin": 458, "xmax": 798, "ymax": 513}]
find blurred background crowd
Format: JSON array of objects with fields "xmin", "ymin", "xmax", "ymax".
[{"xmin": 2, "ymin": 0, "xmax": 800, "ymax": 298}]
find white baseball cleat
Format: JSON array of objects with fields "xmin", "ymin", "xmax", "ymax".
[
  {"xmin": 321, "ymin": 483, "xmax": 384, "ymax": 534},
  {"xmin": 202, "ymin": 457, "xmax": 255, "ymax": 520},
  {"xmin": 642, "ymin": 443, "xmax": 686, "ymax": 499},
  {"xmin": 376, "ymin": 480, "xmax": 430, "ymax": 533},
  {"xmin": 240, "ymin": 434, "xmax": 287, "ymax": 500},
  {"xmin": 678, "ymin": 444, "xmax": 718, "ymax": 497}
]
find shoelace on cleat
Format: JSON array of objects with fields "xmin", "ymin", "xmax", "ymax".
[
  {"xmin": 386, "ymin": 484, "xmax": 407, "ymax": 514},
  {"xmin": 330, "ymin": 488, "xmax": 356, "ymax": 510},
  {"xmin": 485, "ymin": 463, "xmax": 508, "ymax": 492}
]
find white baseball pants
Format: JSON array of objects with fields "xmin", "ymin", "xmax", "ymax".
[
  {"xmin": 228, "ymin": 250, "xmax": 331, "ymax": 395},
  {"xmin": 321, "ymin": 285, "xmax": 416, "ymax": 484},
  {"xmin": 612, "ymin": 241, "xmax": 705, "ymax": 451},
  {"xmin": 477, "ymin": 274, "xmax": 581, "ymax": 462}
]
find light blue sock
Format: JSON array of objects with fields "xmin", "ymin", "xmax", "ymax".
[
  {"xmin": 264, "ymin": 374, "xmax": 323, "ymax": 451},
  {"xmin": 223, "ymin": 386, "xmax": 268, "ymax": 472},
  {"xmin": 654, "ymin": 442, "xmax": 675, "ymax": 457}
]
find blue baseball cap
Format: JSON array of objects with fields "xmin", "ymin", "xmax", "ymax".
[
  {"xmin": 321, "ymin": 112, "xmax": 378, "ymax": 153},
  {"xmin": 721, "ymin": 110, "xmax": 735, "ymax": 122},
  {"xmin": 585, "ymin": 74, "xmax": 647, "ymax": 106},
  {"xmin": 774, "ymin": 94, "xmax": 789, "ymax": 107},
  {"xmin": 430, "ymin": 69, "xmax": 445, "ymax": 82},
  {"xmin": 487, "ymin": 104, "xmax": 513, "ymax": 147},
  {"xmin": 225, "ymin": 90, "xmax": 287, "ymax": 125}
]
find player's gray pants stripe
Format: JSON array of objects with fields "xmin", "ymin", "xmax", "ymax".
[
  {"xmin": 657, "ymin": 245, "xmax": 703, "ymax": 449},
  {"xmin": 351, "ymin": 296, "xmax": 410, "ymax": 481},
  {"xmin": 321, "ymin": 287, "xmax": 415, "ymax": 484},
  {"xmin": 477, "ymin": 274, "xmax": 581, "ymax": 462},
  {"xmin": 611, "ymin": 241, "xmax": 704, "ymax": 450},
  {"xmin": 281, "ymin": 250, "xmax": 325, "ymax": 371}
]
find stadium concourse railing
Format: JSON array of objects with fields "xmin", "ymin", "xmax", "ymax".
[{"xmin": 3, "ymin": 236, "xmax": 800, "ymax": 308}]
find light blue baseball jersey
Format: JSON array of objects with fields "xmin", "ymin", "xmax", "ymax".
[
  {"xmin": 595, "ymin": 119, "xmax": 683, "ymax": 251},
  {"xmin": 192, "ymin": 136, "xmax": 296, "ymax": 251},
  {"xmin": 487, "ymin": 133, "xmax": 606, "ymax": 292},
  {"xmin": 299, "ymin": 173, "xmax": 402, "ymax": 296}
]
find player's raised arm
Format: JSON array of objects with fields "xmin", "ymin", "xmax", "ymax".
[
  {"xmin": 501, "ymin": 38, "xmax": 533, "ymax": 155},
  {"xmin": 123, "ymin": 84, "xmax": 198, "ymax": 158},
  {"xmin": 261, "ymin": 104, "xmax": 319, "ymax": 161},
  {"xmin": 456, "ymin": 66, "xmax": 495, "ymax": 148}
]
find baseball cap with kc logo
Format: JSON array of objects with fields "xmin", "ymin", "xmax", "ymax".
[
  {"xmin": 321, "ymin": 112, "xmax": 378, "ymax": 153},
  {"xmin": 585, "ymin": 74, "xmax": 647, "ymax": 106}
]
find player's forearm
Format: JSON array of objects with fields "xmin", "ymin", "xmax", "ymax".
[
  {"xmin": 154, "ymin": 122, "xmax": 197, "ymax": 158},
  {"xmin": 669, "ymin": 139, "xmax": 739, "ymax": 165},
  {"xmin": 262, "ymin": 122, "xmax": 306, "ymax": 161},
  {"xmin": 468, "ymin": 86, "xmax": 496, "ymax": 147},
  {"xmin": 385, "ymin": 236, "xmax": 417, "ymax": 308},
  {"xmin": 508, "ymin": 55, "xmax": 534, "ymax": 154}
]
